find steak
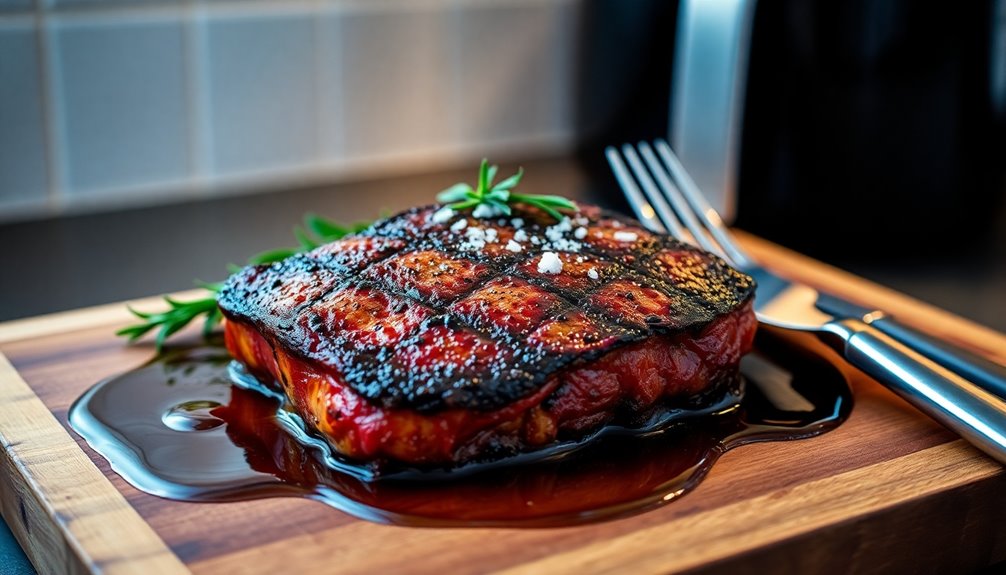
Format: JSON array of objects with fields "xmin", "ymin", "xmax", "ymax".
[{"xmin": 218, "ymin": 204, "xmax": 757, "ymax": 466}]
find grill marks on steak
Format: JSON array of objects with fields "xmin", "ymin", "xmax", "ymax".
[{"xmin": 218, "ymin": 205, "xmax": 755, "ymax": 416}]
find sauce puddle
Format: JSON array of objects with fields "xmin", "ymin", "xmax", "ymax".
[{"xmin": 70, "ymin": 333, "xmax": 851, "ymax": 527}]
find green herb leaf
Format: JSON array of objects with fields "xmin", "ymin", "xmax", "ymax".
[
  {"xmin": 509, "ymin": 193, "xmax": 577, "ymax": 209},
  {"xmin": 491, "ymin": 168, "xmax": 523, "ymax": 193},
  {"xmin": 247, "ymin": 248, "xmax": 299, "ymax": 265},
  {"xmin": 437, "ymin": 161, "xmax": 575, "ymax": 222},
  {"xmin": 305, "ymin": 213, "xmax": 348, "ymax": 239},
  {"xmin": 293, "ymin": 226, "xmax": 319, "ymax": 250},
  {"xmin": 436, "ymin": 183, "xmax": 475, "ymax": 203},
  {"xmin": 446, "ymin": 198, "xmax": 482, "ymax": 211}
]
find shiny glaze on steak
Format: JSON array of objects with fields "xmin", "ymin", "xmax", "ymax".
[{"xmin": 218, "ymin": 204, "xmax": 757, "ymax": 465}]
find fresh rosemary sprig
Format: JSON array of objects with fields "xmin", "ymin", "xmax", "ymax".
[
  {"xmin": 436, "ymin": 159, "xmax": 577, "ymax": 221},
  {"xmin": 116, "ymin": 213, "xmax": 369, "ymax": 351}
]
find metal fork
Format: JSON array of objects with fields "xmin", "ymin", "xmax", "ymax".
[{"xmin": 607, "ymin": 139, "xmax": 1006, "ymax": 464}]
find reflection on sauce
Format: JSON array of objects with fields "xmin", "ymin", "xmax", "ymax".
[{"xmin": 69, "ymin": 333, "xmax": 850, "ymax": 526}]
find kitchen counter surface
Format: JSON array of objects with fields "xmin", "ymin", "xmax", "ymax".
[{"xmin": 0, "ymin": 154, "xmax": 1003, "ymax": 572}]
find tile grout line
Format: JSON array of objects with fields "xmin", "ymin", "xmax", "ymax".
[
  {"xmin": 33, "ymin": 0, "xmax": 62, "ymax": 215},
  {"xmin": 191, "ymin": 1, "xmax": 214, "ymax": 192},
  {"xmin": 181, "ymin": 0, "xmax": 206, "ymax": 196},
  {"xmin": 449, "ymin": 0, "xmax": 465, "ymax": 146},
  {"xmin": 328, "ymin": 1, "xmax": 347, "ymax": 161},
  {"xmin": 310, "ymin": 0, "xmax": 325, "ymax": 168}
]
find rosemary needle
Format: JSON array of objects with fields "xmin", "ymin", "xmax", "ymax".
[{"xmin": 436, "ymin": 159, "xmax": 577, "ymax": 221}]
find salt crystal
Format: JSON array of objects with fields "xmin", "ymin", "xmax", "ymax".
[
  {"xmin": 587, "ymin": 267, "xmax": 599, "ymax": 280},
  {"xmin": 545, "ymin": 217, "xmax": 573, "ymax": 242},
  {"xmin": 613, "ymin": 231, "xmax": 638, "ymax": 242},
  {"xmin": 431, "ymin": 207, "xmax": 455, "ymax": 224},
  {"xmin": 549, "ymin": 238, "xmax": 581, "ymax": 253},
  {"xmin": 513, "ymin": 229, "xmax": 528, "ymax": 242},
  {"xmin": 537, "ymin": 251, "xmax": 563, "ymax": 275},
  {"xmin": 574, "ymin": 227, "xmax": 588, "ymax": 239},
  {"xmin": 450, "ymin": 218, "xmax": 468, "ymax": 232},
  {"xmin": 459, "ymin": 227, "xmax": 488, "ymax": 251},
  {"xmin": 505, "ymin": 240, "xmax": 522, "ymax": 253},
  {"xmin": 472, "ymin": 203, "xmax": 504, "ymax": 218},
  {"xmin": 512, "ymin": 217, "xmax": 525, "ymax": 229}
]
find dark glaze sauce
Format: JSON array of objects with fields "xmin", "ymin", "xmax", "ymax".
[{"xmin": 69, "ymin": 332, "xmax": 851, "ymax": 527}]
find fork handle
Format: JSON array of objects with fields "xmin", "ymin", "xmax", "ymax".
[
  {"xmin": 868, "ymin": 316, "xmax": 1006, "ymax": 399},
  {"xmin": 824, "ymin": 318, "xmax": 1006, "ymax": 465}
]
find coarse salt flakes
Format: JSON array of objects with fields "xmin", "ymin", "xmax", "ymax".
[
  {"xmin": 513, "ymin": 229, "xmax": 528, "ymax": 243},
  {"xmin": 431, "ymin": 207, "xmax": 455, "ymax": 224},
  {"xmin": 472, "ymin": 203, "xmax": 504, "ymax": 218},
  {"xmin": 613, "ymin": 231, "xmax": 638, "ymax": 242},
  {"xmin": 505, "ymin": 240, "xmax": 522, "ymax": 253},
  {"xmin": 587, "ymin": 267, "xmax": 599, "ymax": 280},
  {"xmin": 574, "ymin": 227, "xmax": 588, "ymax": 239},
  {"xmin": 511, "ymin": 217, "xmax": 525, "ymax": 229},
  {"xmin": 537, "ymin": 251, "xmax": 563, "ymax": 275},
  {"xmin": 548, "ymin": 238, "xmax": 581, "ymax": 253},
  {"xmin": 484, "ymin": 228, "xmax": 498, "ymax": 243},
  {"xmin": 450, "ymin": 218, "xmax": 468, "ymax": 232},
  {"xmin": 545, "ymin": 217, "xmax": 573, "ymax": 242},
  {"xmin": 459, "ymin": 226, "xmax": 488, "ymax": 252}
]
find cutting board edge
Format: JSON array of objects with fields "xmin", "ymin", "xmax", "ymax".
[{"xmin": 0, "ymin": 350, "xmax": 190, "ymax": 575}]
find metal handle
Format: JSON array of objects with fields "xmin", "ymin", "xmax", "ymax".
[
  {"xmin": 825, "ymin": 318, "xmax": 1006, "ymax": 465},
  {"xmin": 869, "ymin": 316, "xmax": 1006, "ymax": 399}
]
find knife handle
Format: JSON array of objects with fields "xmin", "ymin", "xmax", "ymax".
[
  {"xmin": 825, "ymin": 318, "xmax": 1006, "ymax": 465},
  {"xmin": 868, "ymin": 316, "xmax": 1006, "ymax": 400}
]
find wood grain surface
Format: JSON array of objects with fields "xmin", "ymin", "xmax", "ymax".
[{"xmin": 1, "ymin": 234, "xmax": 1005, "ymax": 575}]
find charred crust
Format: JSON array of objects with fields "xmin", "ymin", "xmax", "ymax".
[{"xmin": 218, "ymin": 204, "xmax": 756, "ymax": 413}]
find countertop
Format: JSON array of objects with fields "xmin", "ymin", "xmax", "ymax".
[{"xmin": 1, "ymin": 153, "xmax": 1004, "ymax": 572}]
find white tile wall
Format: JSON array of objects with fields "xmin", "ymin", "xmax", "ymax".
[
  {"xmin": 203, "ymin": 10, "xmax": 319, "ymax": 175},
  {"xmin": 0, "ymin": 0, "xmax": 581, "ymax": 222},
  {"xmin": 0, "ymin": 0, "xmax": 31, "ymax": 11},
  {"xmin": 455, "ymin": 0, "xmax": 575, "ymax": 145},
  {"xmin": 0, "ymin": 24, "xmax": 48, "ymax": 208},
  {"xmin": 0, "ymin": 0, "xmax": 32, "ymax": 11},
  {"xmin": 52, "ymin": 15, "xmax": 191, "ymax": 196},
  {"xmin": 339, "ymin": 4, "xmax": 455, "ymax": 159}
]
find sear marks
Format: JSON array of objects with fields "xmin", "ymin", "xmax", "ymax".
[
  {"xmin": 218, "ymin": 204, "xmax": 755, "ymax": 413},
  {"xmin": 363, "ymin": 250, "xmax": 491, "ymax": 306},
  {"xmin": 450, "ymin": 277, "xmax": 564, "ymax": 338}
]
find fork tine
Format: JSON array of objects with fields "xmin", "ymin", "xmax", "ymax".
[
  {"xmin": 636, "ymin": 141, "xmax": 724, "ymax": 256},
  {"xmin": 604, "ymin": 146, "xmax": 666, "ymax": 234},
  {"xmin": 653, "ymin": 139, "xmax": 752, "ymax": 267},
  {"xmin": 618, "ymin": 144, "xmax": 692, "ymax": 243}
]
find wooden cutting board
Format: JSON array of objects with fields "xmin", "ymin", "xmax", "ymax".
[{"xmin": 2, "ymin": 233, "xmax": 1006, "ymax": 575}]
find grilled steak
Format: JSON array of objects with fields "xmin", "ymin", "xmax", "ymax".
[{"xmin": 219, "ymin": 204, "xmax": 757, "ymax": 466}]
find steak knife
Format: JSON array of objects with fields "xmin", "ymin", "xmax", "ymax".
[{"xmin": 816, "ymin": 293, "xmax": 1006, "ymax": 398}]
